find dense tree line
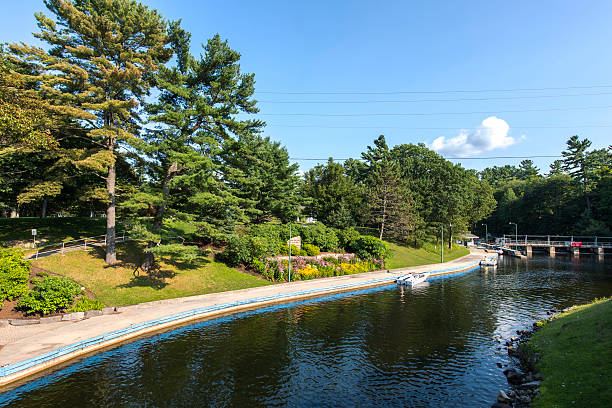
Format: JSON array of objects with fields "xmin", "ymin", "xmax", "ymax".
[
  {"xmin": 480, "ymin": 137, "xmax": 612, "ymax": 237},
  {"xmin": 303, "ymin": 135, "xmax": 496, "ymax": 247},
  {"xmin": 3, "ymin": 0, "xmax": 608, "ymax": 271}
]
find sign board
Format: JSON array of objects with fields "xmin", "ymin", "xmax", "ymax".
[
  {"xmin": 287, "ymin": 236, "xmax": 302, "ymax": 249},
  {"xmin": 570, "ymin": 242, "xmax": 582, "ymax": 247},
  {"xmin": 31, "ymin": 229, "xmax": 37, "ymax": 236}
]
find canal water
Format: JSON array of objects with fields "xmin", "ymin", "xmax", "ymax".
[{"xmin": 1, "ymin": 255, "xmax": 611, "ymax": 407}]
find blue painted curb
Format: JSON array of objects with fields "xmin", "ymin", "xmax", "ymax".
[{"xmin": 0, "ymin": 260, "xmax": 481, "ymax": 380}]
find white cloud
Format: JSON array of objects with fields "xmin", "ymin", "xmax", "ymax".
[{"xmin": 430, "ymin": 116, "xmax": 518, "ymax": 157}]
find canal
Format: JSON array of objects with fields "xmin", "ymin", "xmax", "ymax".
[{"xmin": 1, "ymin": 255, "xmax": 610, "ymax": 407}]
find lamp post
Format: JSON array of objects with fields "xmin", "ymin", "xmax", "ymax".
[
  {"xmin": 509, "ymin": 222, "xmax": 517, "ymax": 249},
  {"xmin": 288, "ymin": 222, "xmax": 292, "ymax": 282},
  {"xmin": 440, "ymin": 224, "xmax": 444, "ymax": 263},
  {"xmin": 481, "ymin": 223, "xmax": 488, "ymax": 244}
]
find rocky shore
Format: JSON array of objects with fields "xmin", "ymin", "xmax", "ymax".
[{"xmin": 491, "ymin": 308, "xmax": 567, "ymax": 408}]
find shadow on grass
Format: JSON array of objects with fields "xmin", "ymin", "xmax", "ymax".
[{"xmin": 117, "ymin": 268, "xmax": 177, "ymax": 290}]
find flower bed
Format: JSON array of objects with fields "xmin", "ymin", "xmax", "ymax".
[{"xmin": 254, "ymin": 255, "xmax": 385, "ymax": 282}]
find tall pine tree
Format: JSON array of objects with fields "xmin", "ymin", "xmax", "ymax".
[{"xmin": 11, "ymin": 0, "xmax": 172, "ymax": 263}]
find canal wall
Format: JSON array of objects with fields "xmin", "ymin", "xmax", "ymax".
[{"xmin": 0, "ymin": 249, "xmax": 490, "ymax": 388}]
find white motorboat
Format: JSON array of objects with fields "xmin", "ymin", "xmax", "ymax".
[
  {"xmin": 396, "ymin": 272, "xmax": 430, "ymax": 286},
  {"xmin": 480, "ymin": 258, "xmax": 498, "ymax": 267}
]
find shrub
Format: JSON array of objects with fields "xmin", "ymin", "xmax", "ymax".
[
  {"xmin": 337, "ymin": 227, "xmax": 360, "ymax": 252},
  {"xmin": 219, "ymin": 235, "xmax": 250, "ymax": 266},
  {"xmin": 69, "ymin": 297, "xmax": 104, "ymax": 312},
  {"xmin": 297, "ymin": 223, "xmax": 339, "ymax": 251},
  {"xmin": 17, "ymin": 276, "xmax": 82, "ymax": 315},
  {"xmin": 248, "ymin": 236, "xmax": 281, "ymax": 260},
  {"xmin": 297, "ymin": 265, "xmax": 318, "ymax": 280},
  {"xmin": 0, "ymin": 248, "xmax": 31, "ymax": 307},
  {"xmin": 279, "ymin": 244, "xmax": 307, "ymax": 256},
  {"xmin": 353, "ymin": 236, "xmax": 390, "ymax": 260},
  {"xmin": 303, "ymin": 244, "xmax": 320, "ymax": 256}
]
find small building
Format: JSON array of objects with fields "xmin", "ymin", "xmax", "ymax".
[{"xmin": 460, "ymin": 233, "xmax": 479, "ymax": 247}]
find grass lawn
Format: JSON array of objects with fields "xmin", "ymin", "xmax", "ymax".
[
  {"xmin": 0, "ymin": 217, "xmax": 107, "ymax": 245},
  {"xmin": 385, "ymin": 241, "xmax": 470, "ymax": 269},
  {"xmin": 527, "ymin": 297, "xmax": 612, "ymax": 407},
  {"xmin": 33, "ymin": 241, "xmax": 271, "ymax": 307}
]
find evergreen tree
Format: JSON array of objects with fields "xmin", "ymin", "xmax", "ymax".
[
  {"xmin": 222, "ymin": 134, "xmax": 302, "ymax": 223},
  {"xmin": 517, "ymin": 159, "xmax": 540, "ymax": 180},
  {"xmin": 562, "ymin": 135, "xmax": 594, "ymax": 212},
  {"xmin": 303, "ymin": 158, "xmax": 363, "ymax": 228},
  {"xmin": 361, "ymin": 136, "xmax": 420, "ymax": 241},
  {"xmin": 11, "ymin": 0, "xmax": 173, "ymax": 264},
  {"xmin": 548, "ymin": 160, "xmax": 565, "ymax": 177}
]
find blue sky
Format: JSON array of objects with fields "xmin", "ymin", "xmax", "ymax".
[{"xmin": 3, "ymin": 1, "xmax": 612, "ymax": 172}]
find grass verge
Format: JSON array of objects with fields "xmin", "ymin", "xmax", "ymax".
[
  {"xmin": 0, "ymin": 217, "xmax": 107, "ymax": 245},
  {"xmin": 528, "ymin": 297, "xmax": 612, "ymax": 407},
  {"xmin": 33, "ymin": 241, "xmax": 271, "ymax": 307},
  {"xmin": 385, "ymin": 241, "xmax": 470, "ymax": 269}
]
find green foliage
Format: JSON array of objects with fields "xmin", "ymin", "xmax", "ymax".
[
  {"xmin": 303, "ymin": 244, "xmax": 320, "ymax": 256},
  {"xmin": 219, "ymin": 235, "xmax": 250, "ymax": 266},
  {"xmin": 353, "ymin": 236, "xmax": 390, "ymax": 260},
  {"xmin": 302, "ymin": 159, "xmax": 363, "ymax": 228},
  {"xmin": 0, "ymin": 248, "xmax": 31, "ymax": 307},
  {"xmin": 337, "ymin": 227, "xmax": 361, "ymax": 251},
  {"xmin": 279, "ymin": 244, "xmax": 306, "ymax": 256},
  {"xmin": 295, "ymin": 223, "xmax": 339, "ymax": 251},
  {"xmin": 17, "ymin": 275, "xmax": 82, "ymax": 315},
  {"xmin": 68, "ymin": 297, "xmax": 104, "ymax": 312}
]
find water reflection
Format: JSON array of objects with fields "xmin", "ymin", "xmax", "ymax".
[{"xmin": 1, "ymin": 256, "xmax": 610, "ymax": 407}]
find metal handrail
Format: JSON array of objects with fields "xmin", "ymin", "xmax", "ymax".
[{"xmin": 29, "ymin": 232, "xmax": 131, "ymax": 259}]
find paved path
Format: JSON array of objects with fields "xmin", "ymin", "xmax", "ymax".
[{"xmin": 0, "ymin": 248, "xmax": 488, "ymax": 386}]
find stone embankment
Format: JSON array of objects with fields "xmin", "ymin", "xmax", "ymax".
[
  {"xmin": 0, "ymin": 249, "xmax": 487, "ymax": 387},
  {"xmin": 491, "ymin": 307, "xmax": 569, "ymax": 408}
]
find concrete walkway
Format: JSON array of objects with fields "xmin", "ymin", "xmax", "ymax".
[{"xmin": 0, "ymin": 248, "xmax": 488, "ymax": 387}]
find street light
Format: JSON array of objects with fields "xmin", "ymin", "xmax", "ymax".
[
  {"xmin": 440, "ymin": 224, "xmax": 444, "ymax": 263},
  {"xmin": 509, "ymin": 222, "xmax": 517, "ymax": 249},
  {"xmin": 481, "ymin": 223, "xmax": 488, "ymax": 244}
]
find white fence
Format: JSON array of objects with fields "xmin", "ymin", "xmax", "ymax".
[{"xmin": 28, "ymin": 232, "xmax": 131, "ymax": 259}]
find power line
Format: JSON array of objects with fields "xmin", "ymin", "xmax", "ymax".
[
  {"xmin": 257, "ymin": 91, "xmax": 612, "ymax": 104},
  {"xmin": 289, "ymin": 155, "xmax": 563, "ymax": 161},
  {"xmin": 256, "ymin": 84, "xmax": 612, "ymax": 95},
  {"xmin": 258, "ymin": 104, "xmax": 612, "ymax": 117},
  {"xmin": 268, "ymin": 124, "xmax": 612, "ymax": 130}
]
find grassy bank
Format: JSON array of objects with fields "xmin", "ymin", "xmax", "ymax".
[
  {"xmin": 0, "ymin": 217, "xmax": 107, "ymax": 244},
  {"xmin": 528, "ymin": 297, "xmax": 612, "ymax": 407},
  {"xmin": 385, "ymin": 241, "xmax": 469, "ymax": 269},
  {"xmin": 30, "ymin": 236, "xmax": 469, "ymax": 307},
  {"xmin": 33, "ymin": 242, "xmax": 271, "ymax": 307}
]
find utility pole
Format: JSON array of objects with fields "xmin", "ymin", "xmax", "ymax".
[
  {"xmin": 441, "ymin": 224, "xmax": 444, "ymax": 263},
  {"xmin": 482, "ymin": 223, "xmax": 488, "ymax": 244},
  {"xmin": 288, "ymin": 222, "xmax": 292, "ymax": 282}
]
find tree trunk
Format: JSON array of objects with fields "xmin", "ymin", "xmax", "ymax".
[
  {"xmin": 379, "ymin": 194, "xmax": 387, "ymax": 240},
  {"xmin": 41, "ymin": 197, "xmax": 47, "ymax": 218},
  {"xmin": 105, "ymin": 162, "xmax": 117, "ymax": 264},
  {"xmin": 448, "ymin": 225, "xmax": 453, "ymax": 249},
  {"xmin": 153, "ymin": 162, "xmax": 178, "ymax": 232}
]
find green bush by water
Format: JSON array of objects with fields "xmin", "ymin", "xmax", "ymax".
[
  {"xmin": 69, "ymin": 297, "xmax": 104, "ymax": 312},
  {"xmin": 0, "ymin": 248, "xmax": 31, "ymax": 307},
  {"xmin": 17, "ymin": 275, "xmax": 83, "ymax": 315}
]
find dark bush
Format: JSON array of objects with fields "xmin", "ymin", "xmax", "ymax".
[
  {"xmin": 296, "ymin": 223, "xmax": 339, "ymax": 251},
  {"xmin": 353, "ymin": 236, "xmax": 390, "ymax": 260},
  {"xmin": 337, "ymin": 227, "xmax": 361, "ymax": 252},
  {"xmin": 0, "ymin": 248, "xmax": 31, "ymax": 307},
  {"xmin": 303, "ymin": 244, "xmax": 320, "ymax": 256},
  {"xmin": 17, "ymin": 276, "xmax": 82, "ymax": 315},
  {"xmin": 219, "ymin": 235, "xmax": 251, "ymax": 266}
]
